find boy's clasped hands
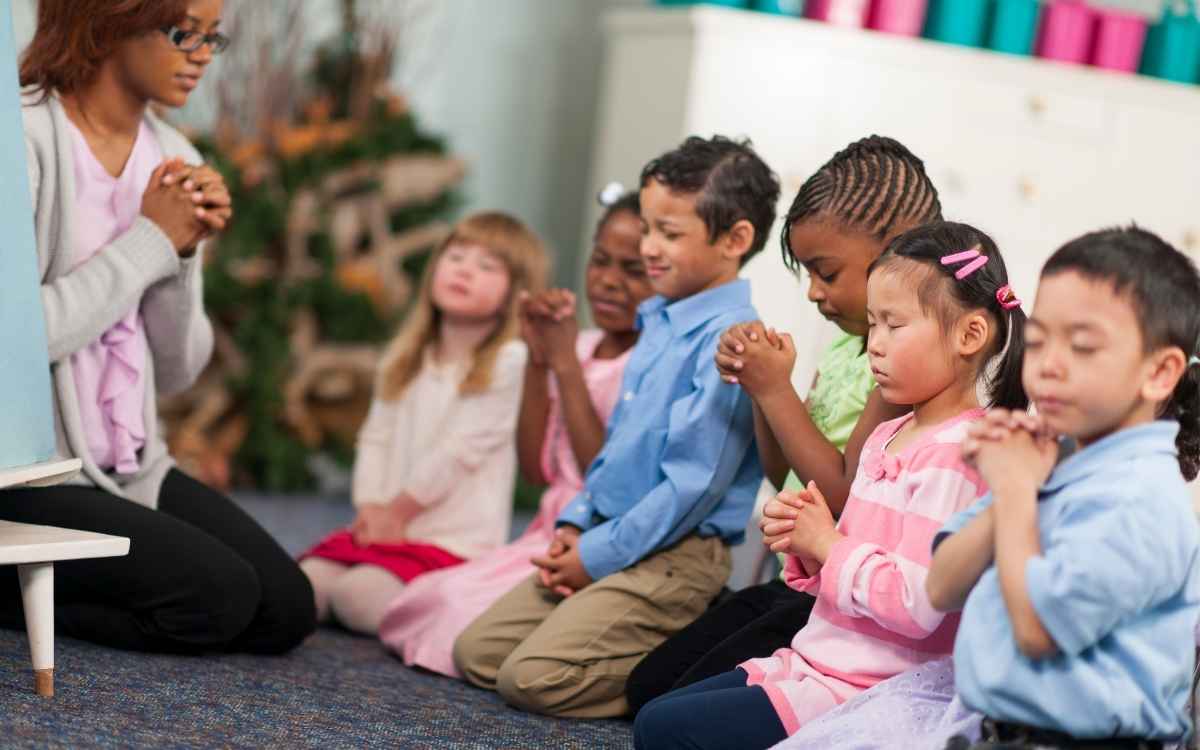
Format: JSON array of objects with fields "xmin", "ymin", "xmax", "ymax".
[
  {"xmin": 961, "ymin": 409, "xmax": 1058, "ymax": 501},
  {"xmin": 531, "ymin": 525, "xmax": 592, "ymax": 598}
]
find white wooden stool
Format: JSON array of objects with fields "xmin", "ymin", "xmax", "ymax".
[{"xmin": 0, "ymin": 459, "xmax": 129, "ymax": 697}]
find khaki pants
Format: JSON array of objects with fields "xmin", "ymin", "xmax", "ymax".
[{"xmin": 453, "ymin": 534, "xmax": 731, "ymax": 718}]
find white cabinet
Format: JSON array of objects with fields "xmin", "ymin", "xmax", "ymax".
[{"xmin": 585, "ymin": 6, "xmax": 1200, "ymax": 392}]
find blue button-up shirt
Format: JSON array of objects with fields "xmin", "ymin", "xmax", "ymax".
[
  {"xmin": 939, "ymin": 421, "xmax": 1200, "ymax": 740},
  {"xmin": 557, "ymin": 279, "xmax": 762, "ymax": 581}
]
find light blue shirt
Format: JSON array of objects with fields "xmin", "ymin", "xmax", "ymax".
[
  {"xmin": 940, "ymin": 421, "xmax": 1200, "ymax": 740},
  {"xmin": 557, "ymin": 279, "xmax": 762, "ymax": 581}
]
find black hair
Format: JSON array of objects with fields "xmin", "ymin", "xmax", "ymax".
[
  {"xmin": 640, "ymin": 135, "xmax": 781, "ymax": 266},
  {"xmin": 1042, "ymin": 226, "xmax": 1200, "ymax": 480},
  {"xmin": 869, "ymin": 221, "xmax": 1028, "ymax": 411},
  {"xmin": 782, "ymin": 136, "xmax": 942, "ymax": 272},
  {"xmin": 596, "ymin": 190, "xmax": 640, "ymax": 235}
]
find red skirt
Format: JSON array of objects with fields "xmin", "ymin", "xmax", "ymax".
[{"xmin": 301, "ymin": 530, "xmax": 464, "ymax": 582}]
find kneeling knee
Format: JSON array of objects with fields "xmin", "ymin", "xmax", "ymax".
[
  {"xmin": 495, "ymin": 656, "xmax": 561, "ymax": 715},
  {"xmin": 451, "ymin": 625, "xmax": 493, "ymax": 686},
  {"xmin": 633, "ymin": 700, "xmax": 680, "ymax": 750},
  {"xmin": 182, "ymin": 565, "xmax": 262, "ymax": 648}
]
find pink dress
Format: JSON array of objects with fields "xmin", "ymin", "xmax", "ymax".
[
  {"xmin": 378, "ymin": 330, "xmax": 629, "ymax": 676},
  {"xmin": 741, "ymin": 409, "xmax": 987, "ymax": 736},
  {"xmin": 66, "ymin": 119, "xmax": 162, "ymax": 473}
]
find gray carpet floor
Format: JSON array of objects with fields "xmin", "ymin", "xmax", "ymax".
[{"xmin": 0, "ymin": 494, "xmax": 635, "ymax": 749}]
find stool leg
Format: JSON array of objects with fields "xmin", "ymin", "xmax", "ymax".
[{"xmin": 17, "ymin": 562, "xmax": 54, "ymax": 697}]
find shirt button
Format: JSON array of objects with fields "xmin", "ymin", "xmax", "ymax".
[{"xmin": 623, "ymin": 391, "xmax": 634, "ymax": 402}]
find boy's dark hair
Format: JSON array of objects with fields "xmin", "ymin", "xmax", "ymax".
[
  {"xmin": 597, "ymin": 190, "xmax": 640, "ymax": 235},
  {"xmin": 782, "ymin": 136, "xmax": 942, "ymax": 273},
  {"xmin": 870, "ymin": 221, "xmax": 1028, "ymax": 411},
  {"xmin": 640, "ymin": 135, "xmax": 780, "ymax": 266},
  {"xmin": 1043, "ymin": 226, "xmax": 1200, "ymax": 480}
]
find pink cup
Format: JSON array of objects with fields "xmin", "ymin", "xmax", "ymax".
[
  {"xmin": 805, "ymin": 0, "xmax": 871, "ymax": 28},
  {"xmin": 1091, "ymin": 8, "xmax": 1148, "ymax": 72},
  {"xmin": 1036, "ymin": 0, "xmax": 1097, "ymax": 64},
  {"xmin": 868, "ymin": 0, "xmax": 928, "ymax": 37}
]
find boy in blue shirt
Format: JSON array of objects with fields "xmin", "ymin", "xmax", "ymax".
[
  {"xmin": 454, "ymin": 136, "xmax": 780, "ymax": 718},
  {"xmin": 927, "ymin": 227, "xmax": 1200, "ymax": 748}
]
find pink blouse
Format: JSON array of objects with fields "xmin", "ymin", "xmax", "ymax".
[{"xmin": 66, "ymin": 119, "xmax": 163, "ymax": 473}]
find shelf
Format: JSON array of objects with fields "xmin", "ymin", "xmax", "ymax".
[
  {"xmin": 608, "ymin": 6, "xmax": 1200, "ymax": 108},
  {"xmin": 0, "ymin": 459, "xmax": 83, "ymax": 490}
]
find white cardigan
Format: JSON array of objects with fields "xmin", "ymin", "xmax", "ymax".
[
  {"xmin": 351, "ymin": 340, "xmax": 527, "ymax": 559},
  {"xmin": 22, "ymin": 90, "xmax": 213, "ymax": 508}
]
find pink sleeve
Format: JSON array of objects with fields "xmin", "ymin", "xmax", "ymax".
[
  {"xmin": 815, "ymin": 446, "xmax": 984, "ymax": 639},
  {"xmin": 783, "ymin": 554, "xmax": 821, "ymax": 594},
  {"xmin": 585, "ymin": 333, "xmax": 628, "ymax": 424},
  {"xmin": 539, "ymin": 331, "xmax": 628, "ymax": 484}
]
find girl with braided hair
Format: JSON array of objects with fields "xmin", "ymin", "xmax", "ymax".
[{"xmin": 627, "ymin": 135, "xmax": 945, "ymax": 713}]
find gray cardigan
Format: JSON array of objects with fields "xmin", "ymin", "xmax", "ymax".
[{"xmin": 22, "ymin": 91, "xmax": 214, "ymax": 508}]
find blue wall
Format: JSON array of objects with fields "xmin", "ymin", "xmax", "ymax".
[{"xmin": 0, "ymin": 0, "xmax": 56, "ymax": 471}]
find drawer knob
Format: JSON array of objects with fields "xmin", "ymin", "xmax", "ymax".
[
  {"xmin": 1018, "ymin": 177, "xmax": 1036, "ymax": 201},
  {"xmin": 1028, "ymin": 95, "xmax": 1047, "ymax": 116},
  {"xmin": 1184, "ymin": 230, "xmax": 1198, "ymax": 252}
]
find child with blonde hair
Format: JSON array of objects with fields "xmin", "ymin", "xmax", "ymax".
[
  {"xmin": 377, "ymin": 191, "xmax": 653, "ymax": 675},
  {"xmin": 300, "ymin": 211, "xmax": 548, "ymax": 635}
]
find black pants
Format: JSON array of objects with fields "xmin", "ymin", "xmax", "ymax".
[
  {"xmin": 0, "ymin": 469, "xmax": 315, "ymax": 654},
  {"xmin": 626, "ymin": 578, "xmax": 815, "ymax": 714},
  {"xmin": 634, "ymin": 669, "xmax": 788, "ymax": 750}
]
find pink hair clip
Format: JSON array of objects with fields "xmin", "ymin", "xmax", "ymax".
[
  {"xmin": 995, "ymin": 285, "xmax": 1022, "ymax": 311},
  {"xmin": 940, "ymin": 246, "xmax": 989, "ymax": 280}
]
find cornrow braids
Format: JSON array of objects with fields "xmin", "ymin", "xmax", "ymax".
[{"xmin": 782, "ymin": 136, "xmax": 943, "ymax": 272}]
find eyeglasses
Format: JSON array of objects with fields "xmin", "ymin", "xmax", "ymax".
[{"xmin": 160, "ymin": 26, "xmax": 230, "ymax": 54}]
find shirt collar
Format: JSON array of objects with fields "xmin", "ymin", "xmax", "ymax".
[
  {"xmin": 636, "ymin": 279, "xmax": 752, "ymax": 336},
  {"xmin": 1042, "ymin": 420, "xmax": 1180, "ymax": 493}
]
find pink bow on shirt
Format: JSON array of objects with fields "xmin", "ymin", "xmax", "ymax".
[{"xmin": 862, "ymin": 449, "xmax": 903, "ymax": 482}]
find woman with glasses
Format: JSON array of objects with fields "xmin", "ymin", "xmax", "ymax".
[{"xmin": 0, "ymin": 0, "xmax": 316, "ymax": 655}]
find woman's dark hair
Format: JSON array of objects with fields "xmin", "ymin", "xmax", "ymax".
[
  {"xmin": 597, "ymin": 190, "xmax": 640, "ymax": 235},
  {"xmin": 640, "ymin": 135, "xmax": 781, "ymax": 266},
  {"xmin": 782, "ymin": 135, "xmax": 942, "ymax": 273},
  {"xmin": 1042, "ymin": 226, "xmax": 1200, "ymax": 480},
  {"xmin": 20, "ymin": 0, "xmax": 188, "ymax": 98},
  {"xmin": 869, "ymin": 221, "xmax": 1028, "ymax": 411}
]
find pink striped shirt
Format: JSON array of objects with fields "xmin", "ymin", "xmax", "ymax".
[{"xmin": 741, "ymin": 408, "xmax": 987, "ymax": 735}]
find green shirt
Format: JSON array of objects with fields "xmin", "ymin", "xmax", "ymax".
[{"xmin": 782, "ymin": 332, "xmax": 874, "ymax": 491}]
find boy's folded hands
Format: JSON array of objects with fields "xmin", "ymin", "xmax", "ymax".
[
  {"xmin": 962, "ymin": 409, "xmax": 1058, "ymax": 494},
  {"xmin": 532, "ymin": 525, "xmax": 593, "ymax": 597}
]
